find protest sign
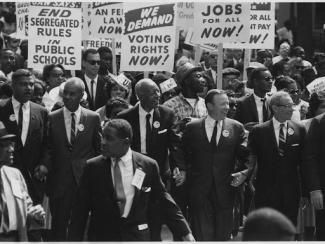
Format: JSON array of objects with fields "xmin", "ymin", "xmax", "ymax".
[
  {"xmin": 82, "ymin": 2, "xmax": 92, "ymax": 40},
  {"xmin": 109, "ymin": 73, "xmax": 132, "ymax": 90},
  {"xmin": 82, "ymin": 38, "xmax": 122, "ymax": 55},
  {"xmin": 176, "ymin": 2, "xmax": 194, "ymax": 29},
  {"xmin": 193, "ymin": 2, "xmax": 250, "ymax": 44},
  {"xmin": 89, "ymin": 2, "xmax": 123, "ymax": 39},
  {"xmin": 120, "ymin": 3, "xmax": 176, "ymax": 72},
  {"xmin": 159, "ymin": 78, "xmax": 177, "ymax": 94},
  {"xmin": 28, "ymin": 2, "xmax": 82, "ymax": 70},
  {"xmin": 306, "ymin": 77, "xmax": 325, "ymax": 94},
  {"xmin": 16, "ymin": 2, "xmax": 29, "ymax": 39},
  {"xmin": 185, "ymin": 27, "xmax": 218, "ymax": 51},
  {"xmin": 224, "ymin": 2, "xmax": 275, "ymax": 49}
]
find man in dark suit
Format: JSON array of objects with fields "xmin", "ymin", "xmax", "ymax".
[
  {"xmin": 179, "ymin": 89, "xmax": 249, "ymax": 241},
  {"xmin": 235, "ymin": 67, "xmax": 273, "ymax": 129},
  {"xmin": 304, "ymin": 107, "xmax": 325, "ymax": 240},
  {"xmin": 68, "ymin": 119, "xmax": 194, "ymax": 241},
  {"xmin": 35, "ymin": 77, "xmax": 101, "ymax": 241},
  {"xmin": 247, "ymin": 91, "xmax": 306, "ymax": 225},
  {"xmin": 203, "ymin": 50, "xmax": 218, "ymax": 89},
  {"xmin": 117, "ymin": 78, "xmax": 182, "ymax": 240},
  {"xmin": 77, "ymin": 49, "xmax": 107, "ymax": 110}
]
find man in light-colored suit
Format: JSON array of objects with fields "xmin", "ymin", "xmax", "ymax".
[{"xmin": 36, "ymin": 77, "xmax": 101, "ymax": 241}]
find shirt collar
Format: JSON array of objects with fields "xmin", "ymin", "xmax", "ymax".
[
  {"xmin": 11, "ymin": 96, "xmax": 29, "ymax": 109},
  {"xmin": 253, "ymin": 93, "xmax": 266, "ymax": 102},
  {"xmin": 85, "ymin": 74, "xmax": 98, "ymax": 83},
  {"xmin": 206, "ymin": 114, "xmax": 223, "ymax": 127},
  {"xmin": 112, "ymin": 148, "xmax": 132, "ymax": 167},
  {"xmin": 63, "ymin": 106, "xmax": 82, "ymax": 118},
  {"xmin": 272, "ymin": 117, "xmax": 288, "ymax": 129},
  {"xmin": 139, "ymin": 103, "xmax": 154, "ymax": 117}
]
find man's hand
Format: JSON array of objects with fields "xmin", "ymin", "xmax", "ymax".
[
  {"xmin": 28, "ymin": 204, "xmax": 45, "ymax": 221},
  {"xmin": 173, "ymin": 167, "xmax": 186, "ymax": 187},
  {"xmin": 310, "ymin": 190, "xmax": 324, "ymax": 210},
  {"xmin": 34, "ymin": 165, "xmax": 48, "ymax": 181},
  {"xmin": 182, "ymin": 233, "xmax": 195, "ymax": 241},
  {"xmin": 230, "ymin": 171, "xmax": 247, "ymax": 187}
]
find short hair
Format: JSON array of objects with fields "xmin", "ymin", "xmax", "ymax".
[
  {"xmin": 243, "ymin": 208, "xmax": 296, "ymax": 241},
  {"xmin": 97, "ymin": 46, "xmax": 112, "ymax": 56},
  {"xmin": 12, "ymin": 69, "xmax": 33, "ymax": 84},
  {"xmin": 134, "ymin": 78, "xmax": 156, "ymax": 97},
  {"xmin": 64, "ymin": 77, "xmax": 85, "ymax": 93},
  {"xmin": 82, "ymin": 48, "xmax": 98, "ymax": 61},
  {"xmin": 250, "ymin": 67, "xmax": 269, "ymax": 82},
  {"xmin": 105, "ymin": 98, "xmax": 129, "ymax": 118},
  {"xmin": 205, "ymin": 89, "xmax": 226, "ymax": 106},
  {"xmin": 274, "ymin": 75, "xmax": 296, "ymax": 91},
  {"xmin": 269, "ymin": 91, "xmax": 291, "ymax": 107},
  {"xmin": 0, "ymin": 48, "xmax": 14, "ymax": 58},
  {"xmin": 42, "ymin": 64, "xmax": 65, "ymax": 82},
  {"xmin": 103, "ymin": 119, "xmax": 133, "ymax": 141},
  {"xmin": 34, "ymin": 80, "xmax": 46, "ymax": 96}
]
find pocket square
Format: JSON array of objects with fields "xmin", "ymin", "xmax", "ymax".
[
  {"xmin": 291, "ymin": 144, "xmax": 299, "ymax": 147},
  {"xmin": 141, "ymin": 186, "xmax": 151, "ymax": 192},
  {"xmin": 158, "ymin": 129, "xmax": 167, "ymax": 134}
]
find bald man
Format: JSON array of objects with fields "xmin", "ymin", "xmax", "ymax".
[
  {"xmin": 36, "ymin": 77, "xmax": 102, "ymax": 241},
  {"xmin": 117, "ymin": 78, "xmax": 183, "ymax": 240}
]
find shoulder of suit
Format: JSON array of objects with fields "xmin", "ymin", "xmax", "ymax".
[
  {"xmin": 87, "ymin": 155, "xmax": 105, "ymax": 165},
  {"xmin": 186, "ymin": 117, "xmax": 205, "ymax": 128},
  {"xmin": 237, "ymin": 93, "xmax": 252, "ymax": 103},
  {"xmin": 81, "ymin": 107, "xmax": 101, "ymax": 117},
  {"xmin": 132, "ymin": 150, "xmax": 157, "ymax": 167},
  {"xmin": 116, "ymin": 105, "xmax": 136, "ymax": 118},
  {"xmin": 0, "ymin": 98, "xmax": 10, "ymax": 107},
  {"xmin": 30, "ymin": 101, "xmax": 48, "ymax": 112},
  {"xmin": 224, "ymin": 117, "xmax": 244, "ymax": 128},
  {"xmin": 49, "ymin": 107, "xmax": 63, "ymax": 117},
  {"xmin": 158, "ymin": 104, "xmax": 174, "ymax": 115}
]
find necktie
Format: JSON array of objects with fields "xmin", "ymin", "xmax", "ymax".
[
  {"xmin": 261, "ymin": 98, "xmax": 268, "ymax": 122},
  {"xmin": 91, "ymin": 80, "xmax": 95, "ymax": 104},
  {"xmin": 18, "ymin": 103, "xmax": 23, "ymax": 136},
  {"xmin": 210, "ymin": 121, "xmax": 218, "ymax": 150},
  {"xmin": 279, "ymin": 123, "xmax": 286, "ymax": 156},
  {"xmin": 113, "ymin": 158, "xmax": 126, "ymax": 216},
  {"xmin": 70, "ymin": 112, "xmax": 76, "ymax": 145},
  {"xmin": 146, "ymin": 113, "xmax": 152, "ymax": 155}
]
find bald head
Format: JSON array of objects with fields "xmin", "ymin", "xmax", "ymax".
[
  {"xmin": 63, "ymin": 77, "xmax": 85, "ymax": 112},
  {"xmin": 135, "ymin": 78, "xmax": 160, "ymax": 112},
  {"xmin": 64, "ymin": 77, "xmax": 85, "ymax": 93}
]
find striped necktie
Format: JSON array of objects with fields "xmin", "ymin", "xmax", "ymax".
[
  {"xmin": 70, "ymin": 112, "xmax": 76, "ymax": 145},
  {"xmin": 278, "ymin": 123, "xmax": 286, "ymax": 156}
]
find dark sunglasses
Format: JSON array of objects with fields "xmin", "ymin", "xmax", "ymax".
[
  {"xmin": 264, "ymin": 76, "xmax": 273, "ymax": 81},
  {"xmin": 289, "ymin": 89, "xmax": 300, "ymax": 95},
  {"xmin": 87, "ymin": 60, "xmax": 101, "ymax": 65}
]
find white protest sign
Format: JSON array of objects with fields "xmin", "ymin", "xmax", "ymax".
[
  {"xmin": 176, "ymin": 2, "xmax": 194, "ymax": 29},
  {"xmin": 89, "ymin": 2, "xmax": 123, "ymax": 39},
  {"xmin": 82, "ymin": 38, "xmax": 122, "ymax": 55},
  {"xmin": 193, "ymin": 2, "xmax": 250, "ymax": 44},
  {"xmin": 82, "ymin": 2, "xmax": 92, "ymax": 40},
  {"xmin": 307, "ymin": 77, "xmax": 325, "ymax": 94},
  {"xmin": 16, "ymin": 2, "xmax": 29, "ymax": 39},
  {"xmin": 120, "ymin": 3, "xmax": 176, "ymax": 72},
  {"xmin": 109, "ymin": 73, "xmax": 132, "ymax": 90},
  {"xmin": 28, "ymin": 2, "xmax": 82, "ymax": 70},
  {"xmin": 224, "ymin": 2, "xmax": 275, "ymax": 49},
  {"xmin": 159, "ymin": 78, "xmax": 177, "ymax": 94}
]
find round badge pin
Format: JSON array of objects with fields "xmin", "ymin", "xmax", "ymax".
[
  {"xmin": 288, "ymin": 128, "xmax": 294, "ymax": 135},
  {"xmin": 222, "ymin": 129, "xmax": 229, "ymax": 137},
  {"xmin": 78, "ymin": 124, "xmax": 84, "ymax": 132},
  {"xmin": 153, "ymin": 121, "xmax": 160, "ymax": 129},
  {"xmin": 9, "ymin": 114, "xmax": 16, "ymax": 122}
]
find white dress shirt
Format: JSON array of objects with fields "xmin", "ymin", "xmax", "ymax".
[
  {"xmin": 111, "ymin": 148, "xmax": 135, "ymax": 218},
  {"xmin": 63, "ymin": 106, "xmax": 81, "ymax": 143},
  {"xmin": 272, "ymin": 117, "xmax": 288, "ymax": 146},
  {"xmin": 210, "ymin": 69, "xmax": 217, "ymax": 84},
  {"xmin": 205, "ymin": 115, "xmax": 223, "ymax": 145},
  {"xmin": 12, "ymin": 97, "xmax": 30, "ymax": 146},
  {"xmin": 253, "ymin": 93, "xmax": 266, "ymax": 124},
  {"xmin": 84, "ymin": 74, "xmax": 98, "ymax": 103},
  {"xmin": 139, "ymin": 104, "xmax": 154, "ymax": 154}
]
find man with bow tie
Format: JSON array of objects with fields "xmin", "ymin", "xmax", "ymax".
[{"xmin": 68, "ymin": 119, "xmax": 194, "ymax": 241}]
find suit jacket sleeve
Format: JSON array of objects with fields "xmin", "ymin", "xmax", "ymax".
[
  {"xmin": 42, "ymin": 115, "xmax": 54, "ymax": 172},
  {"xmin": 149, "ymin": 160, "xmax": 191, "ymax": 237},
  {"xmin": 303, "ymin": 117, "xmax": 321, "ymax": 192},
  {"xmin": 68, "ymin": 163, "xmax": 91, "ymax": 241},
  {"xmin": 92, "ymin": 114, "xmax": 102, "ymax": 156},
  {"xmin": 234, "ymin": 99, "xmax": 244, "ymax": 123},
  {"xmin": 38, "ymin": 108, "xmax": 49, "ymax": 168},
  {"xmin": 235, "ymin": 122, "xmax": 250, "ymax": 171}
]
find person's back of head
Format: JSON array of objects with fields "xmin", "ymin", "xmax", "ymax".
[{"xmin": 243, "ymin": 208, "xmax": 296, "ymax": 241}]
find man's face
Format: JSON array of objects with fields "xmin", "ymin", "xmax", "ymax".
[
  {"xmin": 279, "ymin": 43, "xmax": 290, "ymax": 58},
  {"xmin": 83, "ymin": 53, "xmax": 100, "ymax": 77},
  {"xmin": 0, "ymin": 141, "xmax": 14, "ymax": 165},
  {"xmin": 101, "ymin": 127, "xmax": 126, "ymax": 158},
  {"xmin": 208, "ymin": 51, "xmax": 218, "ymax": 70},
  {"xmin": 223, "ymin": 74, "xmax": 239, "ymax": 90},
  {"xmin": 272, "ymin": 95, "xmax": 294, "ymax": 121},
  {"xmin": 47, "ymin": 67, "xmax": 65, "ymax": 90},
  {"xmin": 63, "ymin": 82, "xmax": 83, "ymax": 112},
  {"xmin": 138, "ymin": 83, "xmax": 160, "ymax": 110},
  {"xmin": 12, "ymin": 75, "xmax": 34, "ymax": 103},
  {"xmin": 254, "ymin": 70, "xmax": 273, "ymax": 94},
  {"xmin": 0, "ymin": 50, "xmax": 15, "ymax": 74},
  {"xmin": 31, "ymin": 83, "xmax": 45, "ymax": 105},
  {"xmin": 100, "ymin": 51, "xmax": 112, "ymax": 71},
  {"xmin": 207, "ymin": 93, "xmax": 229, "ymax": 120},
  {"xmin": 285, "ymin": 82, "xmax": 300, "ymax": 104},
  {"xmin": 188, "ymin": 71, "xmax": 206, "ymax": 93}
]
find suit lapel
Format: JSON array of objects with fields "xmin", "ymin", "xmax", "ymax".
[
  {"xmin": 248, "ymin": 94, "xmax": 259, "ymax": 122},
  {"xmin": 285, "ymin": 121, "xmax": 295, "ymax": 150},
  {"xmin": 3, "ymin": 98, "xmax": 19, "ymax": 134},
  {"xmin": 217, "ymin": 118, "xmax": 227, "ymax": 151},
  {"xmin": 201, "ymin": 118, "xmax": 210, "ymax": 146},
  {"xmin": 75, "ymin": 108, "xmax": 87, "ymax": 143},
  {"xmin": 151, "ymin": 107, "xmax": 161, "ymax": 147},
  {"xmin": 132, "ymin": 105, "xmax": 141, "ymax": 152},
  {"xmin": 104, "ymin": 157, "xmax": 117, "ymax": 201},
  {"xmin": 25, "ymin": 102, "xmax": 37, "ymax": 146},
  {"xmin": 60, "ymin": 109, "xmax": 70, "ymax": 146},
  {"xmin": 268, "ymin": 120, "xmax": 280, "ymax": 154}
]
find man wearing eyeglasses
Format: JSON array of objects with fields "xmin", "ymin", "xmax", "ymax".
[
  {"xmin": 243, "ymin": 91, "xmax": 306, "ymax": 226},
  {"xmin": 78, "ymin": 49, "xmax": 108, "ymax": 111}
]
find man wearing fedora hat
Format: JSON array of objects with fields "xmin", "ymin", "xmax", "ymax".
[{"xmin": 0, "ymin": 129, "xmax": 45, "ymax": 241}]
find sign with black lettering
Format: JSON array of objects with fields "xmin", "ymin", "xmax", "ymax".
[
  {"xmin": 193, "ymin": 2, "xmax": 250, "ymax": 44},
  {"xmin": 120, "ymin": 3, "xmax": 176, "ymax": 72},
  {"xmin": 16, "ymin": 2, "xmax": 29, "ymax": 39},
  {"xmin": 28, "ymin": 2, "xmax": 82, "ymax": 70},
  {"xmin": 176, "ymin": 2, "xmax": 194, "ymax": 29}
]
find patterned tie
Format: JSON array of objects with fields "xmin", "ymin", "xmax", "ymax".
[
  {"xmin": 146, "ymin": 113, "xmax": 152, "ymax": 155},
  {"xmin": 279, "ymin": 123, "xmax": 286, "ymax": 156},
  {"xmin": 261, "ymin": 98, "xmax": 268, "ymax": 122},
  {"xmin": 113, "ymin": 158, "xmax": 126, "ymax": 216},
  {"xmin": 210, "ymin": 121, "xmax": 218, "ymax": 150},
  {"xmin": 70, "ymin": 112, "xmax": 76, "ymax": 145},
  {"xmin": 18, "ymin": 103, "xmax": 23, "ymax": 137}
]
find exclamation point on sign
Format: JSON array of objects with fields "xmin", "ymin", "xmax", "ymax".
[
  {"xmin": 162, "ymin": 54, "xmax": 169, "ymax": 65},
  {"xmin": 236, "ymin": 25, "xmax": 244, "ymax": 37},
  {"xmin": 262, "ymin": 33, "xmax": 268, "ymax": 43}
]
